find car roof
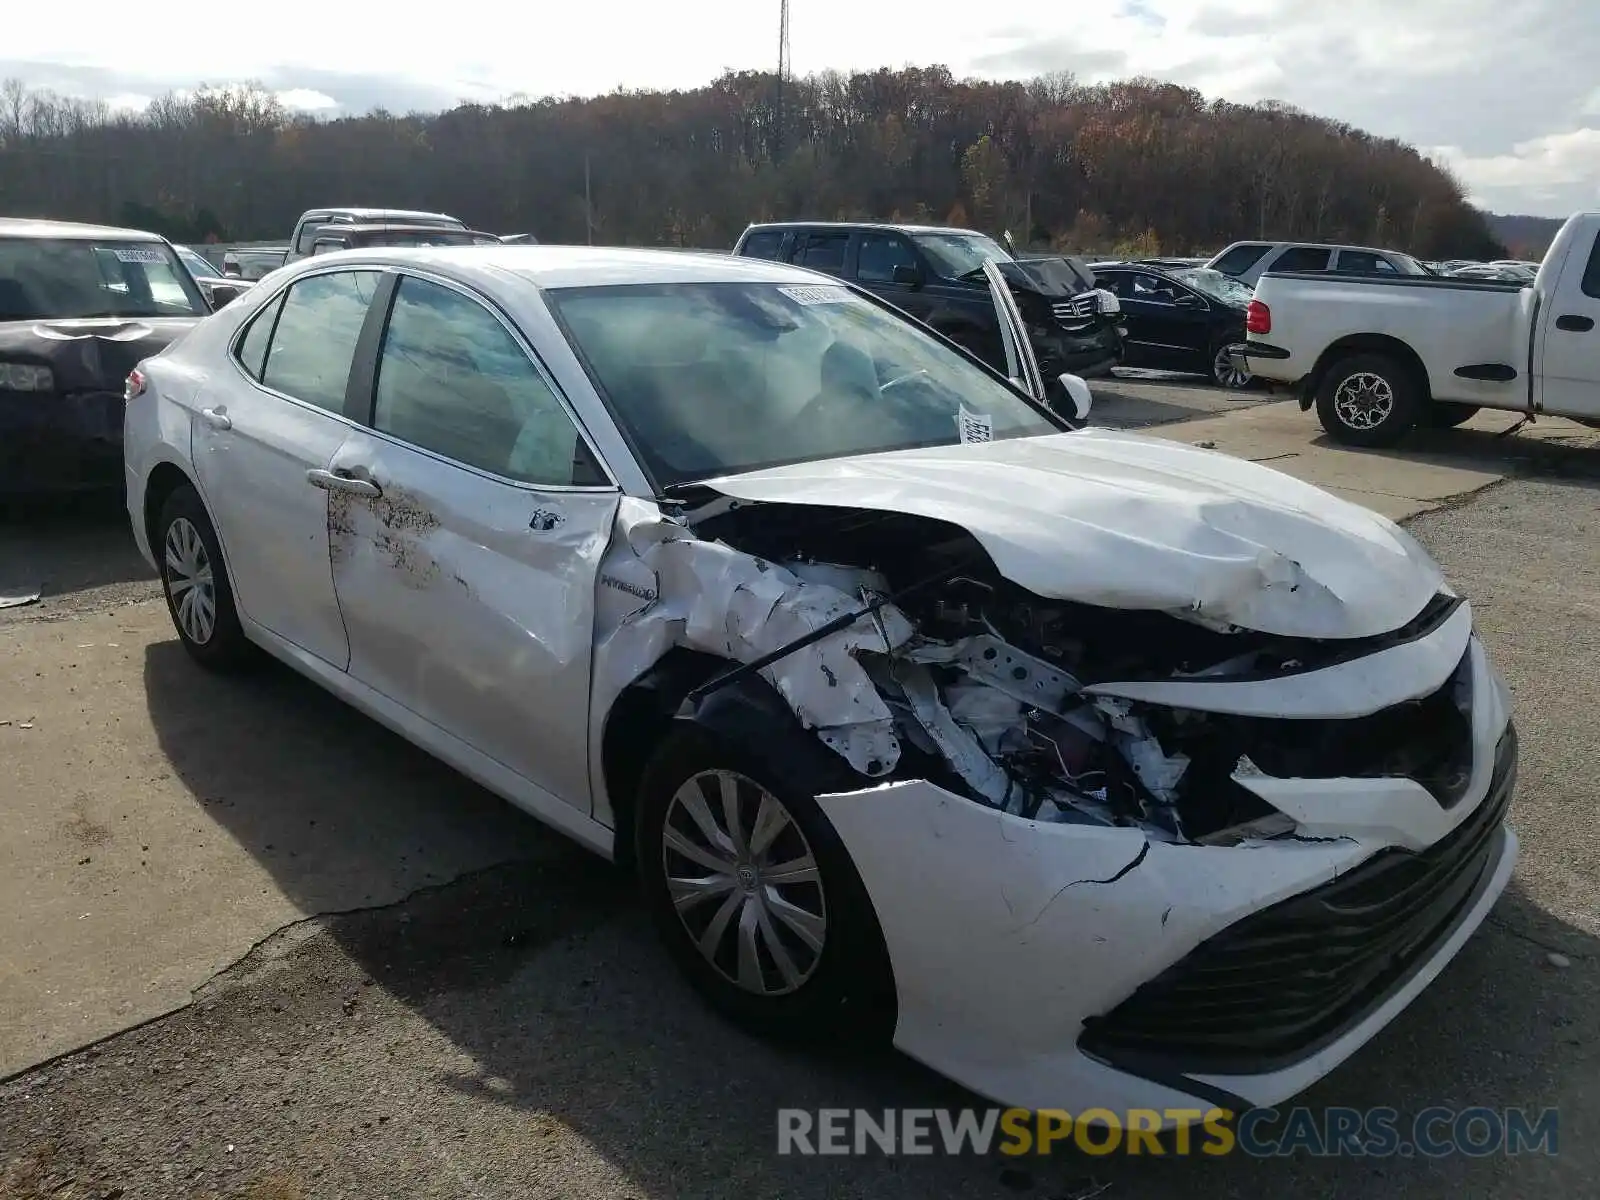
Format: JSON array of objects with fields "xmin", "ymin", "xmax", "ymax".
[
  {"xmin": 744, "ymin": 221, "xmax": 988, "ymax": 236},
  {"xmin": 315, "ymin": 223, "xmax": 483, "ymax": 236},
  {"xmin": 300, "ymin": 244, "xmax": 849, "ymax": 289},
  {"xmin": 306, "ymin": 208, "xmax": 462, "ymax": 224},
  {"xmin": 0, "ymin": 217, "xmax": 165, "ymax": 242}
]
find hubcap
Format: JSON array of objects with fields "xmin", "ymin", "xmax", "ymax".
[
  {"xmin": 661, "ymin": 769, "xmax": 827, "ymax": 996},
  {"xmin": 164, "ymin": 517, "xmax": 216, "ymax": 645},
  {"xmin": 1213, "ymin": 345, "xmax": 1252, "ymax": 389},
  {"xmin": 1333, "ymin": 371, "xmax": 1395, "ymax": 430}
]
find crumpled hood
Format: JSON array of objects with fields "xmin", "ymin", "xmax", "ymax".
[
  {"xmin": 992, "ymin": 257, "xmax": 1095, "ymax": 298},
  {"xmin": 702, "ymin": 429, "xmax": 1446, "ymax": 640},
  {"xmin": 0, "ymin": 317, "xmax": 200, "ymax": 394}
]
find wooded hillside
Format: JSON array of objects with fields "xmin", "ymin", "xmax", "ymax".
[{"xmin": 0, "ymin": 68, "xmax": 1506, "ymax": 258}]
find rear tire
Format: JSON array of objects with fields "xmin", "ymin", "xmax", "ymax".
[
  {"xmin": 634, "ymin": 724, "xmax": 897, "ymax": 1047},
  {"xmin": 156, "ymin": 485, "xmax": 256, "ymax": 672},
  {"xmin": 1315, "ymin": 352, "xmax": 1423, "ymax": 447},
  {"xmin": 1428, "ymin": 402, "xmax": 1480, "ymax": 429}
]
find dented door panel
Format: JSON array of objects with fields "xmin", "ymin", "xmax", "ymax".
[{"xmin": 325, "ymin": 430, "xmax": 620, "ymax": 812}]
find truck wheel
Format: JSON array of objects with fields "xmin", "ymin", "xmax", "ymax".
[
  {"xmin": 1315, "ymin": 353, "xmax": 1423, "ymax": 447},
  {"xmin": 1428, "ymin": 402, "xmax": 1480, "ymax": 429},
  {"xmin": 634, "ymin": 724, "xmax": 897, "ymax": 1047}
]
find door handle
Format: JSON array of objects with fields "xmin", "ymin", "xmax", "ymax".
[
  {"xmin": 306, "ymin": 468, "xmax": 382, "ymax": 498},
  {"xmin": 1555, "ymin": 314, "xmax": 1595, "ymax": 332},
  {"xmin": 200, "ymin": 406, "xmax": 232, "ymax": 430}
]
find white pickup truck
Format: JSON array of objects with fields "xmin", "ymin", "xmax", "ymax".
[{"xmin": 1235, "ymin": 211, "xmax": 1600, "ymax": 445}]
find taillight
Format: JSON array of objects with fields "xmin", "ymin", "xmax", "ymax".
[
  {"xmin": 1245, "ymin": 299, "xmax": 1271, "ymax": 335},
  {"xmin": 124, "ymin": 367, "xmax": 147, "ymax": 402}
]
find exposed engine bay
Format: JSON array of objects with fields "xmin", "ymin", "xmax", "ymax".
[{"xmin": 641, "ymin": 496, "xmax": 1474, "ymax": 846}]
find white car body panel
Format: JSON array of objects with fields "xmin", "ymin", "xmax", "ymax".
[
  {"xmin": 704, "ymin": 429, "xmax": 1443, "ymax": 640},
  {"xmin": 122, "ymin": 244, "xmax": 1520, "ymax": 1118},
  {"xmin": 325, "ymin": 430, "xmax": 619, "ymax": 812},
  {"xmin": 1244, "ymin": 210, "xmax": 1600, "ymax": 419}
]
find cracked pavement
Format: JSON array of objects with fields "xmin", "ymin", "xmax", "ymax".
[{"xmin": 2, "ymin": 381, "xmax": 1598, "ymax": 1198}]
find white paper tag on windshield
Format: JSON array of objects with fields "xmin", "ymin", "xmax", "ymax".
[
  {"xmin": 779, "ymin": 284, "xmax": 857, "ymax": 306},
  {"xmin": 112, "ymin": 247, "xmax": 166, "ymax": 264},
  {"xmin": 957, "ymin": 405, "xmax": 993, "ymax": 443}
]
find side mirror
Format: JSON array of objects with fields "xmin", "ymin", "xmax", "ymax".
[
  {"xmin": 1058, "ymin": 373, "xmax": 1093, "ymax": 423},
  {"xmin": 891, "ymin": 263, "xmax": 923, "ymax": 288},
  {"xmin": 205, "ymin": 282, "xmax": 246, "ymax": 310}
]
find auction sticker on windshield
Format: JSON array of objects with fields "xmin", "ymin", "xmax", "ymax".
[
  {"xmin": 957, "ymin": 405, "xmax": 994, "ymax": 443},
  {"xmin": 779, "ymin": 284, "xmax": 859, "ymax": 305},
  {"xmin": 112, "ymin": 247, "xmax": 167, "ymax": 264}
]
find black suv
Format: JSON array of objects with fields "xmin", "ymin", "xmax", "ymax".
[{"xmin": 731, "ymin": 222, "xmax": 1123, "ymax": 388}]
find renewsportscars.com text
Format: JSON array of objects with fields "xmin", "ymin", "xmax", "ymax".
[{"xmin": 776, "ymin": 1106, "xmax": 1559, "ymax": 1158}]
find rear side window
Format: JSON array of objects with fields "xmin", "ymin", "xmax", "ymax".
[
  {"xmin": 373, "ymin": 275, "xmax": 606, "ymax": 486},
  {"xmin": 739, "ymin": 230, "xmax": 786, "ymax": 260},
  {"xmin": 1581, "ymin": 233, "xmax": 1600, "ymax": 299},
  {"xmin": 234, "ymin": 291, "xmax": 286, "ymax": 380},
  {"xmin": 259, "ymin": 269, "xmax": 381, "ymax": 413},
  {"xmin": 1271, "ymin": 247, "xmax": 1333, "ymax": 273},
  {"xmin": 1336, "ymin": 251, "xmax": 1397, "ymax": 274},
  {"xmin": 1210, "ymin": 244, "xmax": 1271, "ymax": 276},
  {"xmin": 796, "ymin": 233, "xmax": 850, "ymax": 276}
]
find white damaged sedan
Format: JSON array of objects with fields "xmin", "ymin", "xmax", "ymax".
[{"xmin": 123, "ymin": 245, "xmax": 1517, "ymax": 1117}]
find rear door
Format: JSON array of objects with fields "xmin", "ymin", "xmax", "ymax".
[
  {"xmin": 192, "ymin": 267, "xmax": 383, "ymax": 668},
  {"xmin": 325, "ymin": 269, "xmax": 620, "ymax": 811},
  {"xmin": 1537, "ymin": 229, "xmax": 1600, "ymax": 418}
]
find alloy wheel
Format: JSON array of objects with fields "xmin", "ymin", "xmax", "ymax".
[
  {"xmin": 1333, "ymin": 371, "xmax": 1395, "ymax": 430},
  {"xmin": 1213, "ymin": 345, "xmax": 1253, "ymax": 389},
  {"xmin": 164, "ymin": 516, "xmax": 217, "ymax": 645},
  {"xmin": 661, "ymin": 769, "xmax": 827, "ymax": 996}
]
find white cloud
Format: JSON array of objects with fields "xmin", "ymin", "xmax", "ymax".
[
  {"xmin": 103, "ymin": 92, "xmax": 152, "ymax": 113},
  {"xmin": 273, "ymin": 89, "xmax": 338, "ymax": 113},
  {"xmin": 1428, "ymin": 129, "xmax": 1600, "ymax": 213}
]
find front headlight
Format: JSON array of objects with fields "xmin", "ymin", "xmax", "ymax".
[{"xmin": 0, "ymin": 362, "xmax": 54, "ymax": 391}]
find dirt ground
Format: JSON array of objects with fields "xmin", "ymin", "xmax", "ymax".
[{"xmin": 2, "ymin": 378, "xmax": 1597, "ymax": 1199}]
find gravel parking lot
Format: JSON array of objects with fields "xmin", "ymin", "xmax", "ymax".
[{"xmin": 2, "ymin": 378, "xmax": 1597, "ymax": 1199}]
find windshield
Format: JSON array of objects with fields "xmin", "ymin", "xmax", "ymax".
[
  {"xmin": 1389, "ymin": 253, "xmax": 1429, "ymax": 276},
  {"xmin": 1171, "ymin": 267, "xmax": 1254, "ymax": 306},
  {"xmin": 0, "ymin": 238, "xmax": 208, "ymax": 320},
  {"xmin": 545, "ymin": 281, "xmax": 1062, "ymax": 490},
  {"xmin": 911, "ymin": 231, "xmax": 1013, "ymax": 278}
]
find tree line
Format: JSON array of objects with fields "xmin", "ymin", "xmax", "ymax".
[{"xmin": 0, "ymin": 68, "xmax": 1506, "ymax": 259}]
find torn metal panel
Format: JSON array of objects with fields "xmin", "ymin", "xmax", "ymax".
[
  {"xmin": 589, "ymin": 499, "xmax": 917, "ymax": 777},
  {"xmin": 701, "ymin": 428, "xmax": 1445, "ymax": 639}
]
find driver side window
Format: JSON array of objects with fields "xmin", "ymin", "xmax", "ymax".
[{"xmin": 372, "ymin": 275, "xmax": 607, "ymax": 487}]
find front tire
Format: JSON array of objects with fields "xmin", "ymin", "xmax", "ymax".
[
  {"xmin": 634, "ymin": 725, "xmax": 896, "ymax": 1046},
  {"xmin": 1315, "ymin": 352, "xmax": 1423, "ymax": 447},
  {"xmin": 156, "ymin": 484, "xmax": 255, "ymax": 671}
]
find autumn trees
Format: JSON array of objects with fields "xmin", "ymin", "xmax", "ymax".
[{"xmin": 0, "ymin": 68, "xmax": 1504, "ymax": 259}]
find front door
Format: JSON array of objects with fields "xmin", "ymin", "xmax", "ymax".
[
  {"xmin": 1537, "ymin": 230, "xmax": 1600, "ymax": 419},
  {"xmin": 326, "ymin": 271, "xmax": 619, "ymax": 811},
  {"xmin": 192, "ymin": 267, "xmax": 384, "ymax": 667},
  {"xmin": 853, "ymin": 230, "xmax": 934, "ymax": 320}
]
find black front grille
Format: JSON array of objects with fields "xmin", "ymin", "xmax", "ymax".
[{"xmin": 1079, "ymin": 725, "xmax": 1516, "ymax": 1076}]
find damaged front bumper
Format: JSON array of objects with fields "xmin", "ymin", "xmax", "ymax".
[{"xmin": 814, "ymin": 635, "xmax": 1516, "ymax": 1115}]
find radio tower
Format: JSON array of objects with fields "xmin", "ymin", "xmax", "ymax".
[{"xmin": 774, "ymin": 0, "xmax": 791, "ymax": 163}]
